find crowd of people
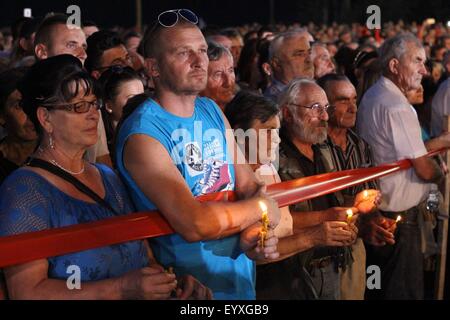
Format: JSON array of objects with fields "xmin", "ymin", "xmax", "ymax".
[{"xmin": 0, "ymin": 8, "xmax": 449, "ymax": 300}]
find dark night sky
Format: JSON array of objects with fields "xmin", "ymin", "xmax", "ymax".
[{"xmin": 0, "ymin": 0, "xmax": 449, "ymax": 29}]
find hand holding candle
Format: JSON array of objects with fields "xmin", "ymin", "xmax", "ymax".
[
  {"xmin": 360, "ymin": 213, "xmax": 396, "ymax": 246},
  {"xmin": 240, "ymin": 222, "xmax": 279, "ymax": 261},
  {"xmin": 354, "ymin": 189, "xmax": 381, "ymax": 214},
  {"xmin": 378, "ymin": 215, "xmax": 400, "ymax": 234},
  {"xmin": 387, "ymin": 215, "xmax": 402, "ymax": 234}
]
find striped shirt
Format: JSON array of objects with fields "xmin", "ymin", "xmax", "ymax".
[{"xmin": 325, "ymin": 129, "xmax": 378, "ymax": 198}]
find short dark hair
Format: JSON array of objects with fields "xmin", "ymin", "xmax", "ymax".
[
  {"xmin": 84, "ymin": 30, "xmax": 124, "ymax": 73},
  {"xmin": 225, "ymin": 90, "xmax": 279, "ymax": 131},
  {"xmin": 34, "ymin": 13, "xmax": 69, "ymax": 49},
  {"xmin": 316, "ymin": 73, "xmax": 350, "ymax": 93},
  {"xmin": 18, "ymin": 54, "xmax": 94, "ymax": 138}
]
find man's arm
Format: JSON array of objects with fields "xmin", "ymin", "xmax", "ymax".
[
  {"xmin": 424, "ymin": 132, "xmax": 450, "ymax": 152},
  {"xmin": 387, "ymin": 107, "xmax": 445, "ymax": 183},
  {"xmin": 410, "ymin": 155, "xmax": 443, "ymax": 183},
  {"xmin": 124, "ymin": 134, "xmax": 280, "ymax": 242}
]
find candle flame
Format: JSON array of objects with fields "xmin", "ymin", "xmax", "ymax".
[
  {"xmin": 346, "ymin": 209, "xmax": 353, "ymax": 218},
  {"xmin": 259, "ymin": 201, "xmax": 268, "ymax": 213},
  {"xmin": 363, "ymin": 190, "xmax": 368, "ymax": 198},
  {"xmin": 396, "ymin": 215, "xmax": 402, "ymax": 223},
  {"xmin": 346, "ymin": 209, "xmax": 353, "ymax": 223}
]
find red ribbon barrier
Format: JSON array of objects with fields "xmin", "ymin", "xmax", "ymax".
[{"xmin": 0, "ymin": 149, "xmax": 445, "ymax": 268}]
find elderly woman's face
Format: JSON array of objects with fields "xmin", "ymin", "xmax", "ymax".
[
  {"xmin": 48, "ymin": 85, "xmax": 100, "ymax": 150},
  {"xmin": 0, "ymin": 90, "xmax": 37, "ymax": 142},
  {"xmin": 250, "ymin": 115, "xmax": 281, "ymax": 165}
]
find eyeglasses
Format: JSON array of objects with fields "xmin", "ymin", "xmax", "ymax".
[
  {"xmin": 289, "ymin": 102, "xmax": 332, "ymax": 115},
  {"xmin": 43, "ymin": 100, "xmax": 103, "ymax": 113},
  {"xmin": 157, "ymin": 9, "xmax": 198, "ymax": 28}
]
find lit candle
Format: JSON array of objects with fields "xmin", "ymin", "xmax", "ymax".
[
  {"xmin": 259, "ymin": 201, "xmax": 269, "ymax": 248},
  {"xmin": 395, "ymin": 215, "xmax": 402, "ymax": 224},
  {"xmin": 346, "ymin": 209, "xmax": 353, "ymax": 224}
]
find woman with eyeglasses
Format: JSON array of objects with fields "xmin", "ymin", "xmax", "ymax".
[
  {"xmin": 96, "ymin": 66, "xmax": 145, "ymax": 155},
  {"xmin": 0, "ymin": 55, "xmax": 211, "ymax": 300}
]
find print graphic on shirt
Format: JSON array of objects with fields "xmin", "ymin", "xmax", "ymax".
[
  {"xmin": 183, "ymin": 138, "xmax": 232, "ymax": 195},
  {"xmin": 185, "ymin": 142, "xmax": 204, "ymax": 175},
  {"xmin": 196, "ymin": 159, "xmax": 232, "ymax": 194}
]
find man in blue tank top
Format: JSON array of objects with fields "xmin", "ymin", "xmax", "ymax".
[{"xmin": 115, "ymin": 10, "xmax": 281, "ymax": 300}]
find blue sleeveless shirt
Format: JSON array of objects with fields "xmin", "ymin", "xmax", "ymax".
[{"xmin": 115, "ymin": 97, "xmax": 255, "ymax": 300}]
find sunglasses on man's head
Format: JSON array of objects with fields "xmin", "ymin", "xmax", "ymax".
[{"xmin": 157, "ymin": 9, "xmax": 198, "ymax": 28}]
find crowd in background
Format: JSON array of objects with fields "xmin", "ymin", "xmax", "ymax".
[{"xmin": 0, "ymin": 10, "xmax": 449, "ymax": 300}]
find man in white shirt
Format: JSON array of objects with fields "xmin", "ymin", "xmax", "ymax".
[{"xmin": 357, "ymin": 33, "xmax": 450, "ymax": 299}]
